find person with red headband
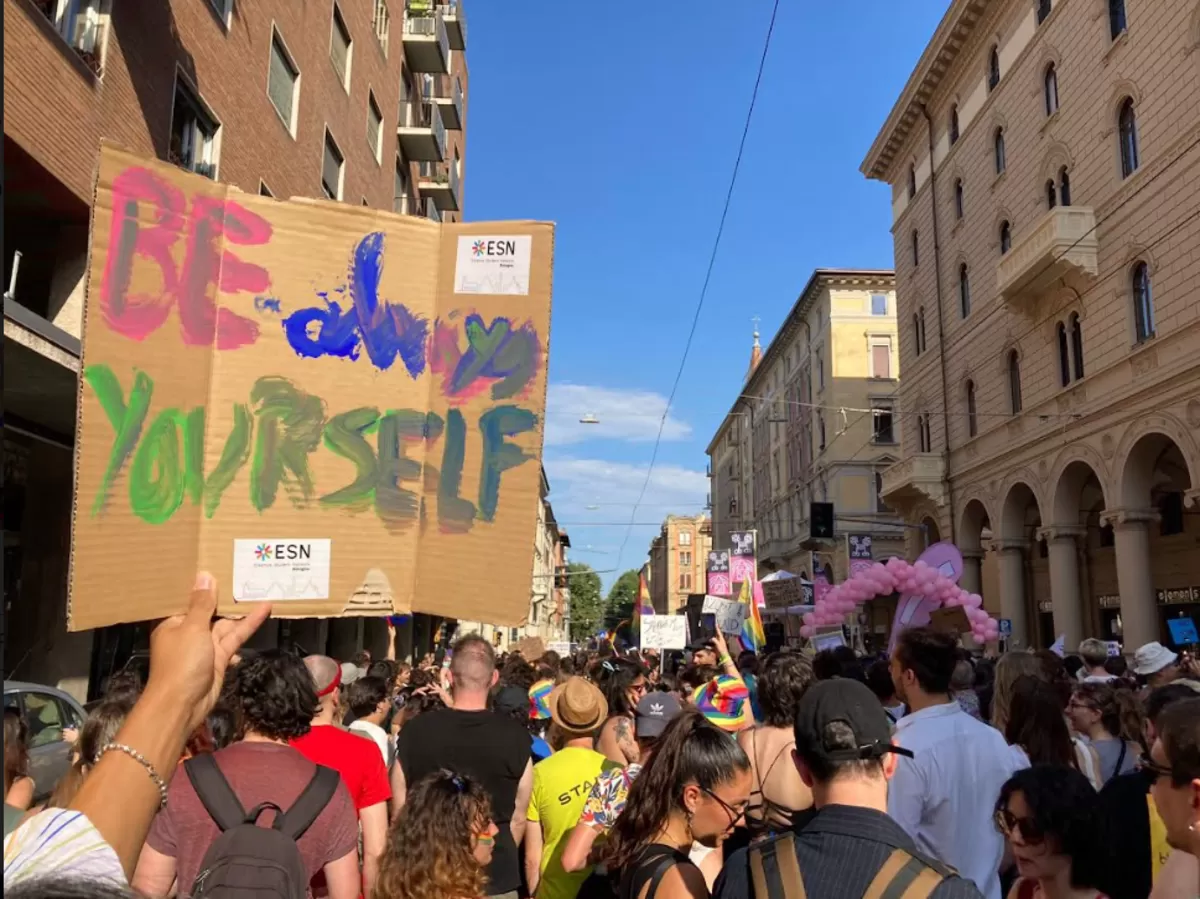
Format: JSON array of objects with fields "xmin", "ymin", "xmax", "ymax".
[{"xmin": 292, "ymin": 655, "xmax": 392, "ymax": 899}]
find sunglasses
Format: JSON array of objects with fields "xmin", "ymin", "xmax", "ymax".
[
  {"xmin": 994, "ymin": 808, "xmax": 1045, "ymax": 845},
  {"xmin": 700, "ymin": 786, "xmax": 750, "ymax": 826},
  {"xmin": 1139, "ymin": 755, "xmax": 1174, "ymax": 783}
]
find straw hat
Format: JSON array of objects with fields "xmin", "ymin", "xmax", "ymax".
[{"xmin": 547, "ymin": 676, "xmax": 608, "ymax": 736}]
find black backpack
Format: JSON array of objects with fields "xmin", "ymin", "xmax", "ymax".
[{"xmin": 184, "ymin": 753, "xmax": 340, "ymax": 899}]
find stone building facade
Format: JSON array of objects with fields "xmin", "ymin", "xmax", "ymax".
[
  {"xmin": 647, "ymin": 514, "xmax": 712, "ymax": 614},
  {"xmin": 862, "ymin": 0, "xmax": 1200, "ymax": 651},
  {"xmin": 707, "ymin": 270, "xmax": 909, "ymax": 586}
]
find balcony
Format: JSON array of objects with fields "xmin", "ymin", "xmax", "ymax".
[
  {"xmin": 393, "ymin": 194, "xmax": 414, "ymax": 215},
  {"xmin": 402, "ymin": 5, "xmax": 450, "ymax": 73},
  {"xmin": 431, "ymin": 76, "xmax": 464, "ymax": 131},
  {"xmin": 419, "ymin": 162, "xmax": 460, "ymax": 212},
  {"xmin": 441, "ymin": 0, "xmax": 466, "ymax": 50},
  {"xmin": 997, "ymin": 206, "xmax": 1098, "ymax": 304},
  {"xmin": 880, "ymin": 453, "xmax": 948, "ymax": 509},
  {"xmin": 423, "ymin": 196, "xmax": 442, "ymax": 223},
  {"xmin": 397, "ymin": 99, "xmax": 445, "ymax": 162}
]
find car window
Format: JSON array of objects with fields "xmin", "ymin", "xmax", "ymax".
[
  {"xmin": 23, "ymin": 692, "xmax": 64, "ymax": 749},
  {"xmin": 60, "ymin": 699, "xmax": 83, "ymax": 731},
  {"xmin": 4, "ymin": 693, "xmax": 21, "ymax": 716}
]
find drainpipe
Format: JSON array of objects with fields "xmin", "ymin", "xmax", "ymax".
[{"xmin": 919, "ymin": 104, "xmax": 957, "ymax": 544}]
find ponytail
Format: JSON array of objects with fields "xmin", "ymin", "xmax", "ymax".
[{"xmin": 601, "ymin": 708, "xmax": 749, "ymax": 873}]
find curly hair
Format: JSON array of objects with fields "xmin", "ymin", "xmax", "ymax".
[
  {"xmin": 758, "ymin": 653, "xmax": 816, "ymax": 728},
  {"xmin": 49, "ymin": 700, "xmax": 132, "ymax": 808},
  {"xmin": 594, "ymin": 658, "xmax": 647, "ymax": 718},
  {"xmin": 996, "ymin": 766, "xmax": 1105, "ymax": 888},
  {"xmin": 230, "ymin": 649, "xmax": 317, "ymax": 741},
  {"xmin": 373, "ymin": 770, "xmax": 492, "ymax": 899},
  {"xmin": 1072, "ymin": 681, "xmax": 1143, "ymax": 742}
]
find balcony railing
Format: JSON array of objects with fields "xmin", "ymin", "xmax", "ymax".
[
  {"xmin": 396, "ymin": 98, "xmax": 446, "ymax": 162},
  {"xmin": 419, "ymin": 161, "xmax": 460, "ymax": 212},
  {"xmin": 880, "ymin": 453, "xmax": 948, "ymax": 509},
  {"xmin": 424, "ymin": 196, "xmax": 442, "ymax": 222},
  {"xmin": 34, "ymin": 0, "xmax": 106, "ymax": 75},
  {"xmin": 393, "ymin": 194, "xmax": 413, "ymax": 215},
  {"xmin": 423, "ymin": 74, "xmax": 463, "ymax": 131},
  {"xmin": 402, "ymin": 4, "xmax": 450, "ymax": 73},
  {"xmin": 997, "ymin": 206, "xmax": 1099, "ymax": 304},
  {"xmin": 441, "ymin": 0, "xmax": 466, "ymax": 50}
]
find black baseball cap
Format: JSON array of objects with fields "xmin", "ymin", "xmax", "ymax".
[
  {"xmin": 635, "ymin": 692, "xmax": 682, "ymax": 738},
  {"xmin": 688, "ymin": 639, "xmax": 717, "ymax": 653},
  {"xmin": 794, "ymin": 679, "xmax": 913, "ymax": 766}
]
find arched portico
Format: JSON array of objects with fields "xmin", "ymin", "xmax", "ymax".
[
  {"xmin": 1043, "ymin": 459, "xmax": 1107, "ymax": 649},
  {"xmin": 995, "ymin": 481, "xmax": 1043, "ymax": 648}
]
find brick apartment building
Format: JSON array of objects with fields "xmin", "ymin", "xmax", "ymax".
[
  {"xmin": 862, "ymin": 0, "xmax": 1200, "ymax": 652},
  {"xmin": 3, "ymin": 0, "xmax": 470, "ymax": 698}
]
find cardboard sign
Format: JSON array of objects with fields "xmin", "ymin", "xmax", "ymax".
[
  {"xmin": 640, "ymin": 615, "xmax": 687, "ymax": 651},
  {"xmin": 702, "ymin": 596, "xmax": 747, "ymax": 635},
  {"xmin": 761, "ymin": 578, "xmax": 804, "ymax": 610},
  {"xmin": 515, "ymin": 636, "xmax": 546, "ymax": 661},
  {"xmin": 545, "ymin": 641, "xmax": 572, "ymax": 656},
  {"xmin": 68, "ymin": 145, "xmax": 554, "ymax": 630},
  {"xmin": 928, "ymin": 606, "xmax": 972, "ymax": 636}
]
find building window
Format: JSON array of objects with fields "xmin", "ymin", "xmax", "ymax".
[
  {"xmin": 816, "ymin": 349, "xmax": 824, "ymax": 391},
  {"xmin": 876, "ymin": 471, "xmax": 891, "ymax": 514},
  {"xmin": 1109, "ymin": 0, "xmax": 1127, "ymax": 38},
  {"xmin": 1059, "ymin": 167, "xmax": 1072, "ymax": 206},
  {"xmin": 966, "ymin": 380, "xmax": 978, "ymax": 437},
  {"xmin": 871, "ymin": 293, "xmax": 888, "ymax": 316},
  {"xmin": 169, "ymin": 77, "xmax": 219, "ymax": 178},
  {"xmin": 322, "ymin": 128, "xmax": 344, "ymax": 200},
  {"xmin": 959, "ymin": 264, "xmax": 971, "ymax": 318},
  {"xmin": 679, "ymin": 572, "xmax": 693, "ymax": 591},
  {"xmin": 908, "ymin": 164, "xmax": 917, "ymax": 199},
  {"xmin": 678, "ymin": 531, "xmax": 692, "ymax": 546},
  {"xmin": 818, "ymin": 414, "xmax": 826, "ymax": 451},
  {"xmin": 954, "ymin": 178, "xmax": 964, "ymax": 219},
  {"xmin": 1000, "ymin": 221, "xmax": 1012, "ymax": 255},
  {"xmin": 912, "ymin": 314, "xmax": 922, "ymax": 356},
  {"xmin": 871, "ymin": 342, "xmax": 892, "ymax": 379},
  {"xmin": 1132, "ymin": 261, "xmax": 1155, "ymax": 342},
  {"xmin": 373, "ymin": 0, "xmax": 390, "ymax": 53},
  {"xmin": 949, "ymin": 105, "xmax": 960, "ymax": 145},
  {"xmin": 912, "ymin": 230, "xmax": 920, "ymax": 266},
  {"xmin": 1119, "ymin": 98, "xmax": 1140, "ymax": 178},
  {"xmin": 367, "ymin": 91, "xmax": 383, "ymax": 163},
  {"xmin": 680, "ymin": 551, "xmax": 692, "ymax": 567},
  {"xmin": 208, "ymin": 0, "xmax": 232, "ymax": 27},
  {"xmin": 1057, "ymin": 322, "xmax": 1071, "ymax": 386},
  {"xmin": 394, "ymin": 159, "xmax": 411, "ymax": 214},
  {"xmin": 1037, "ymin": 0, "xmax": 1052, "ymax": 24},
  {"xmin": 917, "ymin": 414, "xmax": 929, "ymax": 452},
  {"xmin": 872, "ymin": 405, "xmax": 896, "ymax": 444},
  {"xmin": 1044, "ymin": 64, "xmax": 1059, "ymax": 116},
  {"xmin": 994, "ymin": 128, "xmax": 1007, "ymax": 175},
  {"xmin": 1008, "ymin": 350, "xmax": 1023, "ymax": 414},
  {"xmin": 1160, "ymin": 492, "xmax": 1185, "ymax": 536},
  {"xmin": 988, "ymin": 46, "xmax": 1001, "ymax": 91},
  {"xmin": 267, "ymin": 30, "xmax": 300, "ymax": 136},
  {"xmin": 1046, "ymin": 179, "xmax": 1058, "ymax": 209},
  {"xmin": 330, "ymin": 3, "xmax": 352, "ymax": 92},
  {"xmin": 918, "ymin": 307, "xmax": 927, "ymax": 353},
  {"xmin": 1070, "ymin": 312, "xmax": 1084, "ymax": 380},
  {"xmin": 259, "ymin": 180, "xmax": 274, "ymax": 197}
]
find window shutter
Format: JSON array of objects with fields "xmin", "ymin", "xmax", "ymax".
[
  {"xmin": 268, "ymin": 40, "xmax": 296, "ymax": 125},
  {"xmin": 323, "ymin": 137, "xmax": 342, "ymax": 197},
  {"xmin": 872, "ymin": 345, "xmax": 890, "ymax": 379}
]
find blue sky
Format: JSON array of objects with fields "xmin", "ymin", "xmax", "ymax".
[{"xmin": 462, "ymin": 1, "xmax": 948, "ymax": 590}]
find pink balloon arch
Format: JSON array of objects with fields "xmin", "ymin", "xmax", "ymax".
[{"xmin": 799, "ymin": 541, "xmax": 1000, "ymax": 646}]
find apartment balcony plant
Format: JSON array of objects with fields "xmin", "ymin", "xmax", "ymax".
[{"xmin": 418, "ymin": 162, "xmax": 459, "ymax": 212}]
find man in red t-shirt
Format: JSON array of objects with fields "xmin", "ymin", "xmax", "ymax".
[{"xmin": 292, "ymin": 655, "xmax": 392, "ymax": 898}]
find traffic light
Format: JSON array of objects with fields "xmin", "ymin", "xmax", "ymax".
[{"xmin": 811, "ymin": 502, "xmax": 835, "ymax": 540}]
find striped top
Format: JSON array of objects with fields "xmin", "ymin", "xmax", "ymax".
[
  {"xmin": 692, "ymin": 674, "xmax": 752, "ymax": 732},
  {"xmin": 4, "ymin": 808, "xmax": 125, "ymax": 885}
]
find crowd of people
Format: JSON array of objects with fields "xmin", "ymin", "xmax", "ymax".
[{"xmin": 7, "ymin": 574, "xmax": 1200, "ymax": 899}]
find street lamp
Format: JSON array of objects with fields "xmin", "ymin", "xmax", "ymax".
[{"xmin": 579, "ymin": 413, "xmax": 599, "ymax": 424}]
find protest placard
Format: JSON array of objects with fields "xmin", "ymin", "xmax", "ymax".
[
  {"xmin": 761, "ymin": 578, "xmax": 804, "ymax": 610},
  {"xmin": 68, "ymin": 144, "xmax": 554, "ymax": 630},
  {"xmin": 703, "ymin": 596, "xmax": 747, "ymax": 635},
  {"xmin": 515, "ymin": 636, "xmax": 546, "ymax": 661},
  {"xmin": 640, "ymin": 615, "xmax": 687, "ymax": 651}
]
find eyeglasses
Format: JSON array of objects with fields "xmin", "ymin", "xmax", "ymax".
[
  {"xmin": 1138, "ymin": 755, "xmax": 1174, "ymax": 783},
  {"xmin": 993, "ymin": 809, "xmax": 1045, "ymax": 845},
  {"xmin": 629, "ymin": 682, "xmax": 648, "ymax": 695},
  {"xmin": 700, "ymin": 787, "xmax": 749, "ymax": 826}
]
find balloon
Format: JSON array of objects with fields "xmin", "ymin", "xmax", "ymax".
[
  {"xmin": 802, "ymin": 612, "xmax": 815, "ymax": 627},
  {"xmin": 914, "ymin": 560, "xmax": 930, "ymax": 573},
  {"xmin": 800, "ymin": 625, "xmax": 815, "ymax": 638},
  {"xmin": 965, "ymin": 593, "xmax": 983, "ymax": 609}
]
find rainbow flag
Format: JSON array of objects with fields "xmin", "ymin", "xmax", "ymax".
[
  {"xmin": 633, "ymin": 572, "xmax": 654, "ymax": 642},
  {"xmin": 739, "ymin": 576, "xmax": 766, "ymax": 653}
]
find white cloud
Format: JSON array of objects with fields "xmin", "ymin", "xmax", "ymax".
[{"xmin": 543, "ymin": 384, "xmax": 692, "ymax": 446}]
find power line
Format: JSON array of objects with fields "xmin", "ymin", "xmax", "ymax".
[{"xmin": 614, "ymin": 0, "xmax": 782, "ymax": 570}]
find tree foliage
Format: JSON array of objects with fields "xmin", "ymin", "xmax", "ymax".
[
  {"xmin": 605, "ymin": 569, "xmax": 640, "ymax": 629},
  {"xmin": 567, "ymin": 562, "xmax": 604, "ymax": 641}
]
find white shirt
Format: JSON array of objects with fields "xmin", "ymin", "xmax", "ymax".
[
  {"xmin": 888, "ymin": 700, "xmax": 1019, "ymax": 899},
  {"xmin": 349, "ymin": 719, "xmax": 391, "ymax": 765}
]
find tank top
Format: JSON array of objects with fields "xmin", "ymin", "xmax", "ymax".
[{"xmin": 618, "ymin": 843, "xmax": 699, "ymax": 899}]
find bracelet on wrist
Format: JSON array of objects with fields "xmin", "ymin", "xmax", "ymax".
[
  {"xmin": 718, "ymin": 653, "xmax": 733, "ymax": 667},
  {"xmin": 99, "ymin": 742, "xmax": 169, "ymax": 809}
]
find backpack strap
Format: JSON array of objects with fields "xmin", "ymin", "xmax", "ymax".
[
  {"xmin": 863, "ymin": 849, "xmax": 946, "ymax": 899},
  {"xmin": 184, "ymin": 754, "xmax": 247, "ymax": 833},
  {"xmin": 275, "ymin": 765, "xmax": 340, "ymax": 841},
  {"xmin": 749, "ymin": 835, "xmax": 806, "ymax": 898}
]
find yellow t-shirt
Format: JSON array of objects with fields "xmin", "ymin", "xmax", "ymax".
[
  {"xmin": 528, "ymin": 746, "xmax": 614, "ymax": 899},
  {"xmin": 1149, "ymin": 794, "xmax": 1171, "ymax": 881}
]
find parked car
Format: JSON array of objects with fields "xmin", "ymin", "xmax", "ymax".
[{"xmin": 3, "ymin": 681, "xmax": 86, "ymax": 802}]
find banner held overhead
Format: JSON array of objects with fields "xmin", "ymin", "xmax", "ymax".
[{"xmin": 68, "ymin": 144, "xmax": 554, "ymax": 630}]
